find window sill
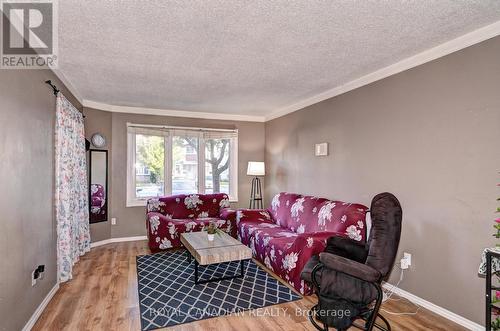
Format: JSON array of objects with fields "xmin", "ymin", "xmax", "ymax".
[{"xmin": 126, "ymin": 199, "xmax": 148, "ymax": 207}]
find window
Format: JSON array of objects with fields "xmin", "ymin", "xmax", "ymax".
[
  {"xmin": 204, "ymin": 137, "xmax": 231, "ymax": 195},
  {"xmin": 127, "ymin": 124, "xmax": 238, "ymax": 206},
  {"xmin": 172, "ymin": 135, "xmax": 198, "ymax": 195},
  {"xmin": 135, "ymin": 134, "xmax": 164, "ymax": 199}
]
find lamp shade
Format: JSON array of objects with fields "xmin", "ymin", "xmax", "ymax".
[{"xmin": 247, "ymin": 161, "xmax": 265, "ymax": 176}]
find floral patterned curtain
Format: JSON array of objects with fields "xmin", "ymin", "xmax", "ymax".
[{"xmin": 55, "ymin": 94, "xmax": 90, "ymax": 282}]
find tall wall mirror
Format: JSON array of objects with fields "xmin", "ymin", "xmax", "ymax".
[{"xmin": 89, "ymin": 149, "xmax": 108, "ymax": 223}]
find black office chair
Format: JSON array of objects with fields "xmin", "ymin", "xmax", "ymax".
[{"xmin": 301, "ymin": 192, "xmax": 402, "ymax": 331}]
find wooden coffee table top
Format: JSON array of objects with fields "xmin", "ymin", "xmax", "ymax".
[{"xmin": 180, "ymin": 231, "xmax": 252, "ymax": 266}]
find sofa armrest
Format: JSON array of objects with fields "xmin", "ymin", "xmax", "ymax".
[
  {"xmin": 325, "ymin": 236, "xmax": 368, "ymax": 263},
  {"xmin": 220, "ymin": 208, "xmax": 237, "ymax": 222},
  {"xmin": 319, "ymin": 252, "xmax": 381, "ymax": 282},
  {"xmin": 146, "ymin": 212, "xmax": 173, "ymax": 237},
  {"xmin": 236, "ymin": 209, "xmax": 274, "ymax": 224},
  {"xmin": 146, "ymin": 198, "xmax": 164, "ymax": 213}
]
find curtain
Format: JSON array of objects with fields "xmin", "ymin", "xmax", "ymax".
[{"xmin": 55, "ymin": 94, "xmax": 90, "ymax": 282}]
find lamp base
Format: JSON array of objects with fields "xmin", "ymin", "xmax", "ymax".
[{"xmin": 249, "ymin": 177, "xmax": 263, "ymax": 209}]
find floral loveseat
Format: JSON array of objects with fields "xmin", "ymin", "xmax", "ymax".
[
  {"xmin": 236, "ymin": 192, "xmax": 368, "ymax": 295},
  {"xmin": 146, "ymin": 193, "xmax": 235, "ymax": 252}
]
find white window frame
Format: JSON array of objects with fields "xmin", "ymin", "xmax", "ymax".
[{"xmin": 126, "ymin": 123, "xmax": 238, "ymax": 207}]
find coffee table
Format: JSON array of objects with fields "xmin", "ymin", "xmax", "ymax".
[{"xmin": 180, "ymin": 231, "xmax": 252, "ymax": 285}]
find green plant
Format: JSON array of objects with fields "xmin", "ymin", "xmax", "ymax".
[
  {"xmin": 493, "ymin": 184, "xmax": 500, "ymax": 244},
  {"xmin": 492, "ymin": 314, "xmax": 500, "ymax": 331},
  {"xmin": 205, "ymin": 222, "xmax": 223, "ymax": 236}
]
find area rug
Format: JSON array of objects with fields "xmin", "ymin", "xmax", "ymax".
[{"xmin": 136, "ymin": 250, "xmax": 301, "ymax": 330}]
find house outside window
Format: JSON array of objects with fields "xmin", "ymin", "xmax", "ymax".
[{"xmin": 127, "ymin": 123, "xmax": 238, "ymax": 206}]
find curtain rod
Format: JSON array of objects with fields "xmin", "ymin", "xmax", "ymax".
[
  {"xmin": 45, "ymin": 80, "xmax": 59, "ymax": 95},
  {"xmin": 45, "ymin": 80, "xmax": 85, "ymax": 118},
  {"xmin": 127, "ymin": 123, "xmax": 238, "ymax": 133}
]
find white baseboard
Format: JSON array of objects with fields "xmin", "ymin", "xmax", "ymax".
[
  {"xmin": 382, "ymin": 283, "xmax": 484, "ymax": 331},
  {"xmin": 90, "ymin": 235, "xmax": 148, "ymax": 248},
  {"xmin": 22, "ymin": 283, "xmax": 59, "ymax": 331}
]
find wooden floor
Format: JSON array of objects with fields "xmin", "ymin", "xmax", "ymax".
[{"xmin": 33, "ymin": 241, "xmax": 466, "ymax": 331}]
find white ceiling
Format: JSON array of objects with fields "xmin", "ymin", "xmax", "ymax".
[{"xmin": 58, "ymin": 1, "xmax": 500, "ymax": 120}]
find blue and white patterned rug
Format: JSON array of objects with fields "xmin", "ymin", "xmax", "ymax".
[{"xmin": 136, "ymin": 250, "xmax": 301, "ymax": 330}]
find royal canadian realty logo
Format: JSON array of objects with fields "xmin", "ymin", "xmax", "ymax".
[{"xmin": 1, "ymin": 0, "xmax": 58, "ymax": 69}]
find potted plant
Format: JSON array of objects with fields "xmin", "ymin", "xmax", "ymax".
[{"xmin": 205, "ymin": 222, "xmax": 222, "ymax": 241}]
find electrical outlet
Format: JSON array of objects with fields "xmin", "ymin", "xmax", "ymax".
[
  {"xmin": 403, "ymin": 252, "xmax": 412, "ymax": 266},
  {"xmin": 400, "ymin": 252, "xmax": 412, "ymax": 269},
  {"xmin": 37, "ymin": 265, "xmax": 45, "ymax": 280},
  {"xmin": 111, "ymin": 218, "xmax": 117, "ymax": 225},
  {"xmin": 32, "ymin": 265, "xmax": 45, "ymax": 286}
]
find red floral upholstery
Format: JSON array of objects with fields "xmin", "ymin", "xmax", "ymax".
[
  {"xmin": 90, "ymin": 183, "xmax": 106, "ymax": 222},
  {"xmin": 268, "ymin": 192, "xmax": 302, "ymax": 228},
  {"xmin": 146, "ymin": 193, "xmax": 235, "ymax": 252},
  {"xmin": 237, "ymin": 192, "xmax": 368, "ymax": 294}
]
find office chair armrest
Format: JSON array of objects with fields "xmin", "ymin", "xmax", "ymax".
[
  {"xmin": 325, "ymin": 236, "xmax": 368, "ymax": 263},
  {"xmin": 319, "ymin": 252, "xmax": 381, "ymax": 283}
]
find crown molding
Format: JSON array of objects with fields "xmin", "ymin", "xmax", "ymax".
[
  {"xmin": 82, "ymin": 100, "xmax": 266, "ymax": 122},
  {"xmin": 265, "ymin": 20, "xmax": 500, "ymax": 121},
  {"xmin": 51, "ymin": 69, "xmax": 84, "ymax": 105}
]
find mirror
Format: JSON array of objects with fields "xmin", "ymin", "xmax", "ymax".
[{"xmin": 89, "ymin": 149, "xmax": 108, "ymax": 223}]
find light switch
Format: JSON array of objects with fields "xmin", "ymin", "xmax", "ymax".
[{"xmin": 315, "ymin": 143, "xmax": 328, "ymax": 156}]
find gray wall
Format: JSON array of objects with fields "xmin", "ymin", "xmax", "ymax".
[
  {"xmin": 0, "ymin": 71, "xmax": 81, "ymax": 331},
  {"xmin": 265, "ymin": 36, "xmax": 500, "ymax": 324},
  {"xmin": 84, "ymin": 108, "xmax": 112, "ymax": 242},
  {"xmin": 85, "ymin": 110, "xmax": 265, "ymax": 240}
]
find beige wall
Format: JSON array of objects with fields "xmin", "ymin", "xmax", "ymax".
[
  {"xmin": 265, "ymin": 36, "xmax": 500, "ymax": 324},
  {"xmin": 84, "ymin": 110, "xmax": 265, "ymax": 240},
  {"xmin": 0, "ymin": 71, "xmax": 81, "ymax": 331}
]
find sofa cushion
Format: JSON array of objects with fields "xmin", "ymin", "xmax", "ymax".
[
  {"xmin": 148, "ymin": 193, "xmax": 230, "ymax": 219},
  {"xmin": 287, "ymin": 195, "xmax": 330, "ymax": 233},
  {"xmin": 250, "ymin": 226, "xmax": 298, "ymax": 260},
  {"xmin": 150, "ymin": 195, "xmax": 192, "ymax": 218},
  {"xmin": 268, "ymin": 192, "xmax": 302, "ymax": 229},
  {"xmin": 304, "ymin": 200, "xmax": 368, "ymax": 242},
  {"xmin": 263, "ymin": 235, "xmax": 297, "ymax": 270},
  {"xmin": 197, "ymin": 193, "xmax": 231, "ymax": 217},
  {"xmin": 238, "ymin": 220, "xmax": 280, "ymax": 246}
]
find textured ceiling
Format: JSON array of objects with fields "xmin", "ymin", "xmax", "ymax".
[{"xmin": 58, "ymin": 1, "xmax": 500, "ymax": 117}]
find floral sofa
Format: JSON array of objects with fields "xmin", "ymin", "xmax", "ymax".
[
  {"xmin": 146, "ymin": 193, "xmax": 235, "ymax": 252},
  {"xmin": 236, "ymin": 192, "xmax": 368, "ymax": 295}
]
